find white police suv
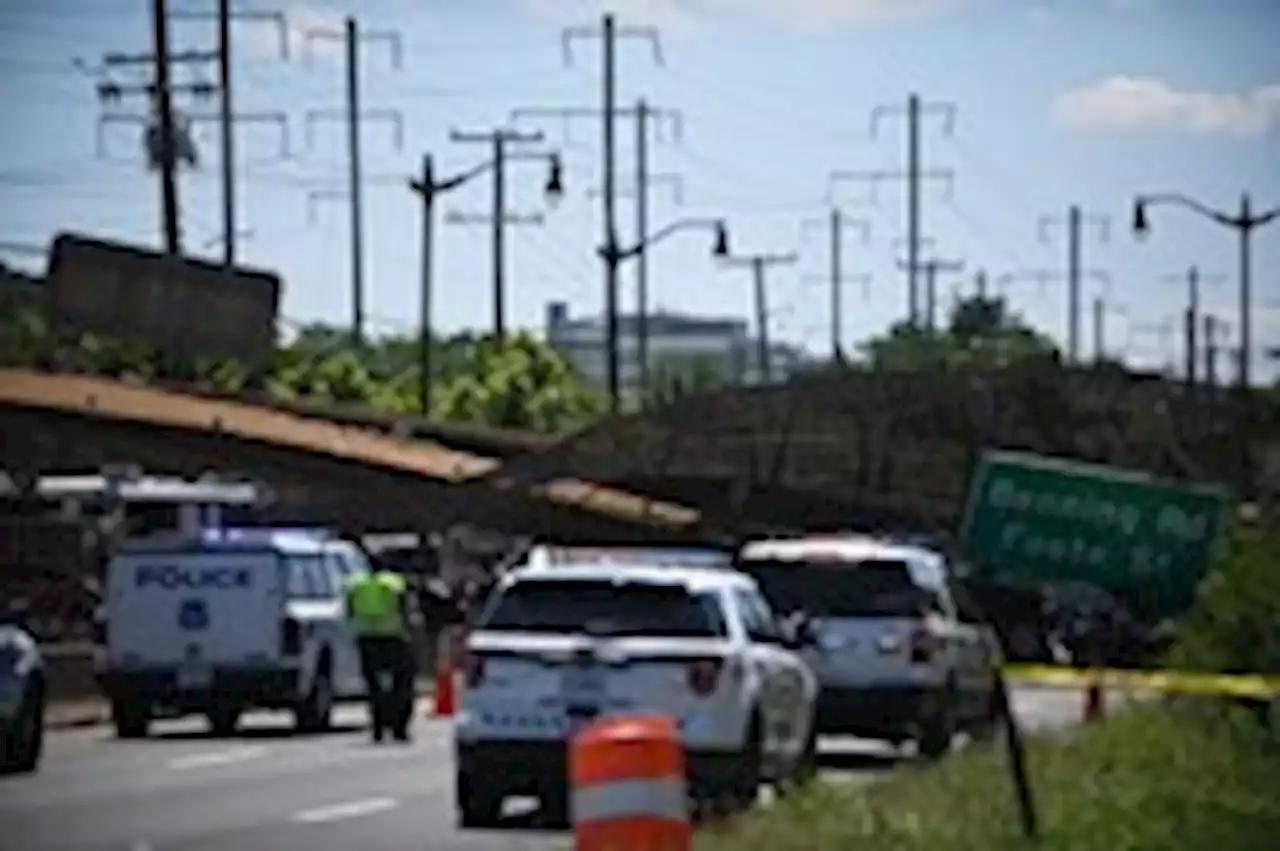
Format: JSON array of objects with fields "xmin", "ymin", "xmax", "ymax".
[
  {"xmin": 736, "ymin": 534, "xmax": 1002, "ymax": 758},
  {"xmin": 99, "ymin": 527, "xmax": 369, "ymax": 738},
  {"xmin": 0, "ymin": 608, "xmax": 44, "ymax": 774},
  {"xmin": 454, "ymin": 559, "xmax": 819, "ymax": 827}
]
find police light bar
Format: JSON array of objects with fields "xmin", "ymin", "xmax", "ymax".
[{"xmin": 199, "ymin": 526, "xmax": 335, "ymax": 543}]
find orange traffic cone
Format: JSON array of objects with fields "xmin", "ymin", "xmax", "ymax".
[{"xmin": 433, "ymin": 626, "xmax": 458, "ymax": 717}]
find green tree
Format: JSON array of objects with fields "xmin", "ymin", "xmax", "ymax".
[
  {"xmin": 859, "ymin": 295, "xmax": 1060, "ymax": 371},
  {"xmin": 645, "ymin": 353, "xmax": 728, "ymax": 408},
  {"xmin": 434, "ymin": 332, "xmax": 604, "ymax": 432}
]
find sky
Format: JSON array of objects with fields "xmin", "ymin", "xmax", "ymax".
[{"xmin": 1, "ymin": 0, "xmax": 1278, "ymax": 378}]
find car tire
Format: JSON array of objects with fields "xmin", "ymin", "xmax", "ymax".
[
  {"xmin": 295, "ymin": 661, "xmax": 333, "ymax": 734},
  {"xmin": 3, "ymin": 681, "xmax": 44, "ymax": 774},
  {"xmin": 778, "ymin": 719, "xmax": 818, "ymax": 796},
  {"xmin": 918, "ymin": 689, "xmax": 956, "ymax": 760},
  {"xmin": 112, "ymin": 698, "xmax": 150, "ymax": 740},
  {"xmin": 456, "ymin": 772, "xmax": 503, "ymax": 829},
  {"xmin": 206, "ymin": 703, "xmax": 242, "ymax": 737}
]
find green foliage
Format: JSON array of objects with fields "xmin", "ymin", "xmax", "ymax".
[
  {"xmin": 11, "ymin": 317, "xmax": 603, "ymax": 434},
  {"xmin": 645, "ymin": 354, "xmax": 728, "ymax": 409},
  {"xmin": 1167, "ymin": 523, "xmax": 1280, "ymax": 677},
  {"xmin": 696, "ymin": 705, "xmax": 1280, "ymax": 851},
  {"xmin": 858, "ymin": 295, "xmax": 1060, "ymax": 372}
]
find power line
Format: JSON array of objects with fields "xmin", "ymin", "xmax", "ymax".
[{"xmin": 302, "ymin": 16, "xmax": 403, "ymax": 347}]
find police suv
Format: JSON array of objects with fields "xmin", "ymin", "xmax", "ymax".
[
  {"xmin": 0, "ymin": 608, "xmax": 44, "ymax": 774},
  {"xmin": 99, "ymin": 527, "xmax": 369, "ymax": 737},
  {"xmin": 454, "ymin": 559, "xmax": 819, "ymax": 827},
  {"xmin": 736, "ymin": 534, "xmax": 1002, "ymax": 758}
]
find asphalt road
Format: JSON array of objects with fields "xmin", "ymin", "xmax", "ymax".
[{"xmin": 1, "ymin": 688, "xmax": 1094, "ymax": 851}]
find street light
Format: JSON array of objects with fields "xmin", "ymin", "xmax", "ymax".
[
  {"xmin": 408, "ymin": 150, "xmax": 564, "ymax": 416},
  {"xmin": 1131, "ymin": 191, "xmax": 1280, "ymax": 388},
  {"xmin": 598, "ymin": 217, "xmax": 731, "ymax": 412}
]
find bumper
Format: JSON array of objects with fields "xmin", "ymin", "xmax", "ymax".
[
  {"xmin": 455, "ymin": 739, "xmax": 745, "ymax": 800},
  {"xmin": 814, "ymin": 684, "xmax": 946, "ymax": 738},
  {"xmin": 100, "ymin": 667, "xmax": 300, "ymax": 712}
]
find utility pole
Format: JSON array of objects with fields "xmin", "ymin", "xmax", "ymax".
[
  {"xmin": 1134, "ymin": 193, "xmax": 1280, "ymax": 389},
  {"xmin": 975, "ymin": 269, "xmax": 990, "ymax": 300},
  {"xmin": 444, "ymin": 208, "xmax": 550, "ymax": 336},
  {"xmin": 831, "ymin": 94, "xmax": 956, "ymax": 326},
  {"xmin": 151, "ymin": 0, "xmax": 180, "ymax": 254},
  {"xmin": 303, "ymin": 18, "xmax": 403, "ymax": 347},
  {"xmin": 721, "ymin": 252, "xmax": 800, "ymax": 384},
  {"xmin": 449, "ymin": 127, "xmax": 549, "ymax": 342},
  {"xmin": 98, "ymin": 9, "xmax": 287, "ymax": 261},
  {"xmin": 1039, "ymin": 205, "xmax": 1110, "ymax": 363},
  {"xmin": 513, "ymin": 103, "xmax": 682, "ymax": 402},
  {"xmin": 167, "ymin": 4, "xmax": 287, "ymax": 267},
  {"xmin": 515, "ymin": 8, "xmax": 668, "ymax": 412},
  {"xmin": 1092, "ymin": 295, "xmax": 1106, "ymax": 362},
  {"xmin": 587, "ymin": 169, "xmax": 685, "ymax": 400},
  {"xmin": 1161, "ymin": 265, "xmax": 1226, "ymax": 389},
  {"xmin": 801, "ymin": 206, "xmax": 871, "ymax": 360},
  {"xmin": 407, "ymin": 150, "xmax": 563, "ymax": 417},
  {"xmin": 1204, "ymin": 315, "xmax": 1225, "ymax": 390},
  {"xmin": 898, "ymin": 257, "xmax": 964, "ymax": 332}
]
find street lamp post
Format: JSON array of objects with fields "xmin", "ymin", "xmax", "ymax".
[
  {"xmin": 409, "ymin": 151, "xmax": 562, "ymax": 416},
  {"xmin": 598, "ymin": 217, "xmax": 730, "ymax": 413},
  {"xmin": 1132, "ymin": 192, "xmax": 1280, "ymax": 389}
]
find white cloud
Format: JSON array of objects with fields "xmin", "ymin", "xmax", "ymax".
[
  {"xmin": 1053, "ymin": 76, "xmax": 1280, "ymax": 138},
  {"xmin": 524, "ymin": 0, "xmax": 968, "ymax": 33},
  {"xmin": 244, "ymin": 3, "xmax": 347, "ymax": 62}
]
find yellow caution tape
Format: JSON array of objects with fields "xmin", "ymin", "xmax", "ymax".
[{"xmin": 1002, "ymin": 664, "xmax": 1280, "ymax": 699}]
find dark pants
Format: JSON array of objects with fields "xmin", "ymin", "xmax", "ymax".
[{"xmin": 357, "ymin": 635, "xmax": 415, "ymax": 738}]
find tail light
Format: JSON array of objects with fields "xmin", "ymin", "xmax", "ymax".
[
  {"xmin": 281, "ymin": 617, "xmax": 302, "ymax": 656},
  {"xmin": 463, "ymin": 651, "xmax": 486, "ymax": 688},
  {"xmin": 686, "ymin": 658, "xmax": 723, "ymax": 696},
  {"xmin": 910, "ymin": 626, "xmax": 944, "ymax": 663}
]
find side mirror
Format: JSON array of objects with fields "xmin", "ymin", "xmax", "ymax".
[{"xmin": 782, "ymin": 614, "xmax": 816, "ymax": 649}]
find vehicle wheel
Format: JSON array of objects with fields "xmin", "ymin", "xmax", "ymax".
[
  {"xmin": 539, "ymin": 785, "xmax": 571, "ymax": 829},
  {"xmin": 112, "ymin": 698, "xmax": 150, "ymax": 740},
  {"xmin": 295, "ymin": 662, "xmax": 334, "ymax": 734},
  {"xmin": 456, "ymin": 772, "xmax": 503, "ymax": 828},
  {"xmin": 918, "ymin": 691, "xmax": 956, "ymax": 760},
  {"xmin": 4, "ymin": 682, "xmax": 44, "ymax": 774},
  {"xmin": 206, "ymin": 703, "xmax": 242, "ymax": 737},
  {"xmin": 777, "ymin": 720, "xmax": 818, "ymax": 797}
]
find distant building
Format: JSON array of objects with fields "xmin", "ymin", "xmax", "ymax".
[{"xmin": 544, "ymin": 301, "xmax": 809, "ymax": 406}]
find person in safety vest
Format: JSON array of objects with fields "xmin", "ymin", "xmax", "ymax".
[{"xmin": 344, "ymin": 565, "xmax": 416, "ymax": 743}]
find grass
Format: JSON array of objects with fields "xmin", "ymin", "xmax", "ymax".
[{"xmin": 696, "ymin": 705, "xmax": 1280, "ymax": 851}]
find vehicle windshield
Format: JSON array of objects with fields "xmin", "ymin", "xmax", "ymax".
[
  {"xmin": 739, "ymin": 558, "xmax": 933, "ymax": 618},
  {"xmin": 476, "ymin": 578, "xmax": 726, "ymax": 637}
]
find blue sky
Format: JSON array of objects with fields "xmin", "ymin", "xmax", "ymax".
[{"xmin": 1, "ymin": 0, "xmax": 1278, "ymax": 376}]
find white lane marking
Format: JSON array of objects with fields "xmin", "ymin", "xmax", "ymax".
[
  {"xmin": 167, "ymin": 746, "xmax": 268, "ymax": 771},
  {"xmin": 292, "ymin": 797, "xmax": 400, "ymax": 824}
]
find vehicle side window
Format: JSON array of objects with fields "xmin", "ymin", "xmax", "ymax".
[
  {"xmin": 286, "ymin": 555, "xmax": 330, "ymax": 600},
  {"xmin": 733, "ymin": 588, "xmax": 783, "ymax": 644}
]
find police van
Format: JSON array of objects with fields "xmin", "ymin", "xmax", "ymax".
[
  {"xmin": 455, "ymin": 559, "xmax": 818, "ymax": 827},
  {"xmin": 99, "ymin": 527, "xmax": 368, "ymax": 738},
  {"xmin": 736, "ymin": 534, "xmax": 1002, "ymax": 758}
]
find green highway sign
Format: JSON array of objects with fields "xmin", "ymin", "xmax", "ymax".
[{"xmin": 959, "ymin": 451, "xmax": 1229, "ymax": 622}]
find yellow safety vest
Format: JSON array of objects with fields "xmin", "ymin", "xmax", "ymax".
[{"xmin": 345, "ymin": 570, "xmax": 408, "ymax": 638}]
